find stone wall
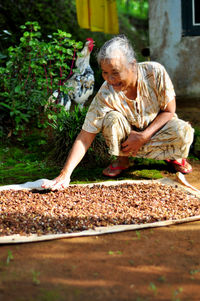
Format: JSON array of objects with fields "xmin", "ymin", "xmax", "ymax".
[{"xmin": 149, "ymin": 0, "xmax": 200, "ymax": 98}]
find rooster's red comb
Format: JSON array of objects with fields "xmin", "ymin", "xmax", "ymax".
[{"xmin": 86, "ymin": 38, "xmax": 94, "ymax": 52}]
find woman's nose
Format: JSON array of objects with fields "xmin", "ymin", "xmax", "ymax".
[{"xmin": 107, "ymin": 74, "xmax": 115, "ymax": 83}]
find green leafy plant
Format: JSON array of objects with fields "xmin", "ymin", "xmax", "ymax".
[
  {"xmin": 148, "ymin": 282, "xmax": 157, "ymax": 296},
  {"xmin": 128, "ymin": 259, "xmax": 134, "ymax": 266},
  {"xmin": 190, "ymin": 269, "xmax": 200, "ymax": 275},
  {"xmin": 117, "ymin": 0, "xmax": 149, "ymax": 20},
  {"xmin": 6, "ymin": 250, "xmax": 14, "ymax": 265},
  {"xmin": 172, "ymin": 287, "xmax": 183, "ymax": 301},
  {"xmin": 37, "ymin": 289, "xmax": 62, "ymax": 301},
  {"xmin": 189, "ymin": 269, "xmax": 200, "ymax": 280},
  {"xmin": 31, "ymin": 269, "xmax": 40, "ymax": 285},
  {"xmin": 0, "ymin": 21, "xmax": 82, "ymax": 137},
  {"xmin": 132, "ymin": 230, "xmax": 141, "ymax": 240},
  {"xmin": 108, "ymin": 250, "xmax": 123, "ymax": 255},
  {"xmin": 51, "ymin": 104, "xmax": 110, "ymax": 167},
  {"xmin": 157, "ymin": 275, "xmax": 166, "ymax": 283}
]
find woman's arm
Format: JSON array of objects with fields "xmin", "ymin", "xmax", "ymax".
[
  {"xmin": 42, "ymin": 130, "xmax": 96, "ymax": 190},
  {"xmin": 121, "ymin": 98, "xmax": 176, "ymax": 156}
]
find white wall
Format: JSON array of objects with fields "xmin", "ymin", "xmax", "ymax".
[{"xmin": 149, "ymin": 0, "xmax": 200, "ymax": 97}]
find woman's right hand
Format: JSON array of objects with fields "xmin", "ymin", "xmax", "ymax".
[
  {"xmin": 41, "ymin": 130, "xmax": 96, "ymax": 191},
  {"xmin": 41, "ymin": 174, "xmax": 71, "ymax": 191}
]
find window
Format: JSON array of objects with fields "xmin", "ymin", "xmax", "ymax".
[{"xmin": 182, "ymin": 0, "xmax": 200, "ymax": 36}]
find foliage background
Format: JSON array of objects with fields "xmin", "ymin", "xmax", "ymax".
[
  {"xmin": 0, "ymin": 0, "xmax": 149, "ymax": 139},
  {"xmin": 0, "ymin": 0, "xmax": 149, "ymax": 74}
]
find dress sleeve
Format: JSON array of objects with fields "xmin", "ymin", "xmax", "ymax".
[
  {"xmin": 82, "ymin": 83, "xmax": 113, "ymax": 133},
  {"xmin": 155, "ymin": 64, "xmax": 176, "ymax": 110}
]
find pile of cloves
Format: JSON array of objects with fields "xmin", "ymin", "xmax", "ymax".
[{"xmin": 0, "ymin": 183, "xmax": 199, "ymax": 236}]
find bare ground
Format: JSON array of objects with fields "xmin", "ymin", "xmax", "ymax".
[{"xmin": 0, "ymin": 98, "xmax": 200, "ymax": 301}]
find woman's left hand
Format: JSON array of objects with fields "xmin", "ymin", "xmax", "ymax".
[
  {"xmin": 121, "ymin": 99, "xmax": 176, "ymax": 157},
  {"xmin": 121, "ymin": 130, "xmax": 148, "ymax": 156}
]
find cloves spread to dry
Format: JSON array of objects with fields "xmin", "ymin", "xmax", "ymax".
[{"xmin": 0, "ymin": 183, "xmax": 200, "ymax": 236}]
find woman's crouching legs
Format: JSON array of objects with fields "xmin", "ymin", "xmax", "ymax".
[
  {"xmin": 136, "ymin": 117, "xmax": 194, "ymax": 173},
  {"xmin": 102, "ymin": 111, "xmax": 131, "ymax": 176},
  {"xmin": 137, "ymin": 117, "xmax": 194, "ymax": 160},
  {"xmin": 101, "ymin": 113, "xmax": 194, "ymax": 175},
  {"xmin": 102, "ymin": 110, "xmax": 132, "ymax": 156}
]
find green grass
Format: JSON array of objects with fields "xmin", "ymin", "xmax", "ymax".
[
  {"xmin": 0, "ymin": 144, "xmax": 59, "ymax": 185},
  {"xmin": 1, "ymin": 139, "xmax": 200, "ymax": 188},
  {"xmin": 5, "ymin": 135, "xmax": 200, "ymax": 186},
  {"xmin": 0, "ymin": 142, "xmax": 166, "ymax": 186}
]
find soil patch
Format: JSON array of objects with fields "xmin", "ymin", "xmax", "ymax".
[{"xmin": 176, "ymin": 97, "xmax": 200, "ymax": 129}]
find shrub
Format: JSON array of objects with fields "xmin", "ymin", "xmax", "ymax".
[
  {"xmin": 0, "ymin": 21, "xmax": 83, "ymax": 137},
  {"xmin": 51, "ymin": 105, "xmax": 110, "ymax": 167}
]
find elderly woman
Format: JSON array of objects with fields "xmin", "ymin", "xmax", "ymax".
[{"xmin": 42, "ymin": 35, "xmax": 194, "ymax": 190}]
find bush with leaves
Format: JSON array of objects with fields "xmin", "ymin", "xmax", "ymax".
[
  {"xmin": 0, "ymin": 21, "xmax": 83, "ymax": 137},
  {"xmin": 51, "ymin": 105, "xmax": 110, "ymax": 167}
]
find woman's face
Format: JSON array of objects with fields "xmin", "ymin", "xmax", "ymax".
[{"xmin": 100, "ymin": 55, "xmax": 137, "ymax": 93}]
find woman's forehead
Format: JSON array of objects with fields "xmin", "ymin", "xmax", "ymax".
[{"xmin": 101, "ymin": 56, "xmax": 127, "ymax": 70}]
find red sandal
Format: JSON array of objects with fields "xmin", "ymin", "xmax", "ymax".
[
  {"xmin": 165, "ymin": 159, "xmax": 192, "ymax": 174},
  {"xmin": 102, "ymin": 164, "xmax": 129, "ymax": 177}
]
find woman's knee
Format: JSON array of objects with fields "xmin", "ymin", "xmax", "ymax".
[
  {"xmin": 103, "ymin": 111, "xmax": 124, "ymax": 128},
  {"xmin": 102, "ymin": 111, "xmax": 130, "ymax": 134},
  {"xmin": 101, "ymin": 111, "xmax": 131, "ymax": 154},
  {"xmin": 174, "ymin": 120, "xmax": 194, "ymax": 145},
  {"xmin": 160, "ymin": 118, "xmax": 194, "ymax": 146}
]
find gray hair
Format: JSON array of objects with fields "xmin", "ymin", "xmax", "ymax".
[{"xmin": 97, "ymin": 35, "xmax": 136, "ymax": 65}]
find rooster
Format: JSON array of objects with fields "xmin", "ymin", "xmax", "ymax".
[{"xmin": 48, "ymin": 38, "xmax": 95, "ymax": 111}]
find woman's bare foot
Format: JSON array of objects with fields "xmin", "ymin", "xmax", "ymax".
[{"xmin": 103, "ymin": 156, "xmax": 130, "ymax": 177}]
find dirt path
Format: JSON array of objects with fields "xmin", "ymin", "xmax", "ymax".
[
  {"xmin": 0, "ymin": 98, "xmax": 200, "ymax": 301},
  {"xmin": 1, "ymin": 213, "xmax": 200, "ymax": 301}
]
